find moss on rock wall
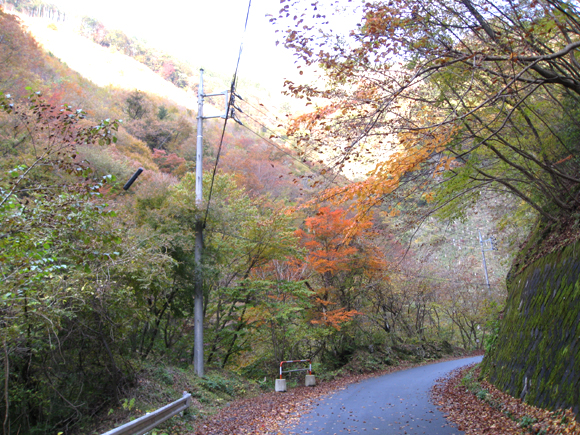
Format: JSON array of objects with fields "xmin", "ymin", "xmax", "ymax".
[{"xmin": 482, "ymin": 240, "xmax": 580, "ymax": 414}]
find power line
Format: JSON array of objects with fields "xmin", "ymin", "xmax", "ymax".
[
  {"xmin": 204, "ymin": 0, "xmax": 252, "ymax": 227},
  {"xmin": 237, "ymin": 97, "xmax": 282, "ymax": 126},
  {"xmin": 237, "ymin": 122, "xmax": 341, "ymax": 190},
  {"xmin": 239, "ymin": 109, "xmax": 336, "ymax": 173},
  {"xmin": 235, "ymin": 93, "xmax": 350, "ymax": 185},
  {"xmin": 239, "ymin": 105, "xmax": 362, "ymax": 187},
  {"xmin": 238, "ymin": 111, "xmax": 301, "ymax": 156},
  {"xmin": 200, "ymin": 0, "xmax": 345, "ymax": 216},
  {"xmin": 232, "ymin": 0, "xmax": 251, "ymax": 83},
  {"xmin": 237, "ymin": 123, "xmax": 307, "ymax": 167},
  {"xmin": 236, "ymin": 112, "xmax": 342, "ymax": 188}
]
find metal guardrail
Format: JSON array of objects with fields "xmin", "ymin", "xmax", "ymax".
[{"xmin": 101, "ymin": 392, "xmax": 192, "ymax": 435}]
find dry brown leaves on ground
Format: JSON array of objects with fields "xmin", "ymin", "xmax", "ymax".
[
  {"xmin": 432, "ymin": 365, "xmax": 580, "ymax": 435},
  {"xmin": 193, "ymin": 356, "xmax": 467, "ymax": 435}
]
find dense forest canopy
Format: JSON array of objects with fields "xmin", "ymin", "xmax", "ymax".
[{"xmin": 0, "ymin": 0, "xmax": 563, "ymax": 432}]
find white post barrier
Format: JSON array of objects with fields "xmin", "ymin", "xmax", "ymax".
[{"xmin": 277, "ymin": 360, "xmax": 315, "ymax": 391}]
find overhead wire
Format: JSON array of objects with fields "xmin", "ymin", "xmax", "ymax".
[
  {"xmin": 237, "ymin": 111, "xmax": 307, "ymax": 160},
  {"xmin": 236, "ymin": 98, "xmax": 354, "ymax": 180},
  {"xmin": 236, "ymin": 123, "xmax": 311, "ymax": 170},
  {"xmin": 203, "ymin": 0, "xmax": 252, "ymax": 227},
  {"xmin": 236, "ymin": 97, "xmax": 282, "ymax": 126},
  {"xmin": 235, "ymin": 90, "xmax": 350, "ymax": 182},
  {"xmin": 237, "ymin": 99, "xmax": 366, "ymax": 189},
  {"xmin": 236, "ymin": 121, "xmax": 343, "ymax": 190},
  {"xmin": 237, "ymin": 110, "xmax": 295, "ymax": 151},
  {"xmin": 198, "ymin": 0, "xmax": 337, "ymax": 236},
  {"xmin": 235, "ymin": 110, "xmax": 343, "ymax": 187},
  {"xmin": 194, "ymin": 0, "xmax": 343, "ymax": 219}
]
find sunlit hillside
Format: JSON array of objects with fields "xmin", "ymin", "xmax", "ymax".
[{"xmin": 14, "ymin": 12, "xmax": 199, "ymax": 110}]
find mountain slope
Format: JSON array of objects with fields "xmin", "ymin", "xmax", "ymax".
[{"xmin": 16, "ymin": 13, "xmax": 198, "ymax": 110}]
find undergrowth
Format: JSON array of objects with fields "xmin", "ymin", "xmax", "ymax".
[{"xmin": 81, "ymin": 362, "xmax": 261, "ymax": 435}]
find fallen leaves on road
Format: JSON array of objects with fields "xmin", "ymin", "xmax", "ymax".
[
  {"xmin": 194, "ymin": 356, "xmax": 468, "ymax": 435},
  {"xmin": 432, "ymin": 365, "xmax": 580, "ymax": 435}
]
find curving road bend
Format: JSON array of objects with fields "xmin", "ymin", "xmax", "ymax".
[{"xmin": 286, "ymin": 356, "xmax": 483, "ymax": 435}]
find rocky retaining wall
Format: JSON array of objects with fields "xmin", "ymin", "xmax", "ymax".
[{"xmin": 482, "ymin": 240, "xmax": 580, "ymax": 414}]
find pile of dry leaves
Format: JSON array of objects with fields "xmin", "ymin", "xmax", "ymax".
[{"xmin": 432, "ymin": 365, "xmax": 580, "ymax": 435}]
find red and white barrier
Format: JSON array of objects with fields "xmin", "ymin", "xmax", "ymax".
[
  {"xmin": 279, "ymin": 359, "xmax": 312, "ymax": 379},
  {"xmin": 276, "ymin": 359, "xmax": 316, "ymax": 392}
]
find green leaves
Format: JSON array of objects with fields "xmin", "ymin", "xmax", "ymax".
[
  {"xmin": 7, "ymin": 164, "xmax": 27, "ymax": 178},
  {"xmin": 0, "ymin": 93, "xmax": 127, "ymax": 351}
]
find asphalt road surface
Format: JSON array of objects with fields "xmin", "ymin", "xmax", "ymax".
[{"xmin": 286, "ymin": 356, "xmax": 484, "ymax": 435}]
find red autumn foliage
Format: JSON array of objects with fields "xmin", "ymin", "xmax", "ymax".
[
  {"xmin": 295, "ymin": 207, "xmax": 387, "ymax": 329},
  {"xmin": 152, "ymin": 148, "xmax": 186, "ymax": 175},
  {"xmin": 160, "ymin": 61, "xmax": 176, "ymax": 80}
]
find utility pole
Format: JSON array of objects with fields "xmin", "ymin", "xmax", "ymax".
[
  {"xmin": 478, "ymin": 230, "xmax": 497, "ymax": 296},
  {"xmin": 193, "ymin": 69, "xmax": 204, "ymax": 377},
  {"xmin": 193, "ymin": 69, "xmax": 230, "ymax": 377}
]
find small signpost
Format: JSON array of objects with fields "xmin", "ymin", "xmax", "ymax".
[{"xmin": 276, "ymin": 359, "xmax": 316, "ymax": 392}]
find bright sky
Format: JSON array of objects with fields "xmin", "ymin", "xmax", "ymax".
[{"xmin": 48, "ymin": 0, "xmax": 303, "ymax": 90}]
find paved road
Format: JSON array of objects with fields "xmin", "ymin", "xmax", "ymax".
[{"xmin": 286, "ymin": 356, "xmax": 483, "ymax": 435}]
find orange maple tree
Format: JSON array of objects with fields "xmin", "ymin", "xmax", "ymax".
[{"xmin": 295, "ymin": 206, "xmax": 387, "ymax": 329}]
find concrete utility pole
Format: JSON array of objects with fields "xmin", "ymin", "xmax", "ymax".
[
  {"xmin": 478, "ymin": 230, "xmax": 497, "ymax": 296},
  {"xmin": 193, "ymin": 69, "xmax": 229, "ymax": 377},
  {"xmin": 193, "ymin": 70, "xmax": 204, "ymax": 377}
]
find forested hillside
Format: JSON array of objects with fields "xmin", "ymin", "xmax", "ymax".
[{"xmin": 2, "ymin": 0, "xmax": 572, "ymax": 433}]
